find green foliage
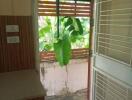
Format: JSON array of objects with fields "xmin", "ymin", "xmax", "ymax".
[
  {"xmin": 53, "ymin": 17, "xmax": 86, "ymax": 66},
  {"xmin": 38, "ymin": 16, "xmax": 89, "ymax": 66},
  {"xmin": 62, "ymin": 17, "xmax": 85, "ymax": 43},
  {"xmin": 64, "ymin": 17, "xmax": 73, "ymax": 27},
  {"xmin": 75, "ymin": 18, "xmax": 83, "ymax": 35},
  {"xmin": 39, "ymin": 26, "xmax": 50, "ymax": 38},
  {"xmin": 74, "ymin": 0, "xmax": 91, "ymax": 1},
  {"xmin": 39, "ymin": 16, "xmax": 56, "ymax": 51},
  {"xmin": 54, "ymin": 34, "xmax": 71, "ymax": 66},
  {"xmin": 70, "ymin": 31, "xmax": 79, "ymax": 43}
]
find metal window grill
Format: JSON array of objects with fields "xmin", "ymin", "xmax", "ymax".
[
  {"xmin": 95, "ymin": 0, "xmax": 132, "ymax": 66},
  {"xmin": 94, "ymin": 71, "xmax": 132, "ymax": 100}
]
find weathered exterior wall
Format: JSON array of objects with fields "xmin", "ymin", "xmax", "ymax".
[{"xmin": 40, "ymin": 59, "xmax": 88, "ymax": 96}]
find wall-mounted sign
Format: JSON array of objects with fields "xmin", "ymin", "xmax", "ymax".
[
  {"xmin": 6, "ymin": 25, "xmax": 19, "ymax": 32},
  {"xmin": 7, "ymin": 36, "xmax": 20, "ymax": 43}
]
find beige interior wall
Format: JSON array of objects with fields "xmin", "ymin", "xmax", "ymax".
[
  {"xmin": 0, "ymin": 0, "xmax": 12, "ymax": 15},
  {"xmin": 0, "ymin": 0, "xmax": 32, "ymax": 16},
  {"xmin": 13, "ymin": 0, "xmax": 32, "ymax": 16}
]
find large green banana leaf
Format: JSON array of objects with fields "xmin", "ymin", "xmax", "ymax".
[{"xmin": 54, "ymin": 34, "xmax": 71, "ymax": 66}]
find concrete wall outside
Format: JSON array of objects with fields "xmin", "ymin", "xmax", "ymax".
[{"xmin": 40, "ymin": 59, "xmax": 88, "ymax": 96}]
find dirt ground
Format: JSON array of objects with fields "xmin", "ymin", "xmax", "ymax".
[{"xmin": 45, "ymin": 89, "xmax": 87, "ymax": 100}]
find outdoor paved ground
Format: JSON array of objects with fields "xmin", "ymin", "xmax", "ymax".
[{"xmin": 45, "ymin": 89, "xmax": 87, "ymax": 100}]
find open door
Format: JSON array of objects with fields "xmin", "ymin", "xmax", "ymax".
[{"xmin": 92, "ymin": 0, "xmax": 132, "ymax": 100}]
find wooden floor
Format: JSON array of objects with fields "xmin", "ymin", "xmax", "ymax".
[{"xmin": 0, "ymin": 69, "xmax": 45, "ymax": 100}]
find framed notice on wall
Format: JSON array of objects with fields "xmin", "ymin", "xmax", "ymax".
[
  {"xmin": 6, "ymin": 25, "xmax": 19, "ymax": 32},
  {"xmin": 7, "ymin": 36, "xmax": 20, "ymax": 43}
]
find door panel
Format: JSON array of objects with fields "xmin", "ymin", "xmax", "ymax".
[
  {"xmin": 94, "ymin": 71, "xmax": 132, "ymax": 100},
  {"xmin": 93, "ymin": 0, "xmax": 132, "ymax": 100},
  {"xmin": 96, "ymin": 0, "xmax": 132, "ymax": 65},
  {"xmin": 94, "ymin": 55, "xmax": 132, "ymax": 86}
]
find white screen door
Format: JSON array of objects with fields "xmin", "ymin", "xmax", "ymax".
[{"xmin": 93, "ymin": 0, "xmax": 132, "ymax": 100}]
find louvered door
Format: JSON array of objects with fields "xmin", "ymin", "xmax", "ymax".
[{"xmin": 93, "ymin": 0, "xmax": 132, "ymax": 100}]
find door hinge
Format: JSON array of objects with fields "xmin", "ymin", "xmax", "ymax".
[
  {"xmin": 90, "ymin": 18, "xmax": 94, "ymax": 27},
  {"xmin": 89, "ymin": 49, "xmax": 93, "ymax": 57}
]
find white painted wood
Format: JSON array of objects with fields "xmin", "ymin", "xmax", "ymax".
[
  {"xmin": 92, "ymin": 0, "xmax": 132, "ymax": 100},
  {"xmin": 32, "ymin": 0, "xmax": 40, "ymax": 72},
  {"xmin": 94, "ymin": 55, "xmax": 132, "ymax": 87}
]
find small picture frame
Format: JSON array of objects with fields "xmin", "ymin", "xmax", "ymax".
[{"xmin": 6, "ymin": 25, "xmax": 19, "ymax": 33}]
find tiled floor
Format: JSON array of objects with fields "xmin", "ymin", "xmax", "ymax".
[{"xmin": 0, "ymin": 69, "xmax": 45, "ymax": 100}]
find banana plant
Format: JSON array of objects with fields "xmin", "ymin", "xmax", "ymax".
[
  {"xmin": 39, "ymin": 16, "xmax": 85, "ymax": 66},
  {"xmin": 54, "ymin": 17, "xmax": 84, "ymax": 66}
]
